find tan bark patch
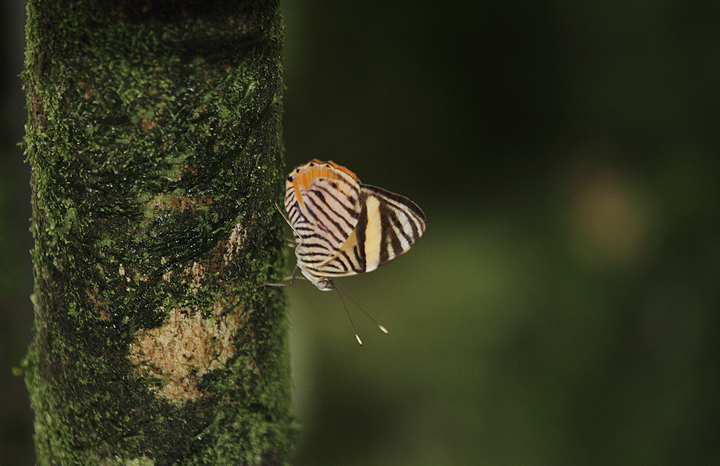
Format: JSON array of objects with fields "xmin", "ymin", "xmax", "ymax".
[
  {"xmin": 87, "ymin": 283, "xmax": 109, "ymax": 321},
  {"xmin": 143, "ymin": 193, "xmax": 212, "ymax": 214},
  {"xmin": 223, "ymin": 222, "xmax": 246, "ymax": 265},
  {"xmin": 140, "ymin": 118, "xmax": 157, "ymax": 132},
  {"xmin": 184, "ymin": 261, "xmax": 205, "ymax": 294},
  {"xmin": 128, "ymin": 304, "xmax": 242, "ymax": 403}
]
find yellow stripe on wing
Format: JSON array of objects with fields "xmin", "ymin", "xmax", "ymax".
[{"xmin": 363, "ymin": 195, "xmax": 382, "ymax": 272}]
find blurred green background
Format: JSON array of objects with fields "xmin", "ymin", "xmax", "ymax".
[{"xmin": 2, "ymin": 0, "xmax": 719, "ymax": 465}]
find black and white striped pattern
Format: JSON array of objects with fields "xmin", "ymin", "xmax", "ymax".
[{"xmin": 285, "ymin": 160, "xmax": 426, "ymax": 291}]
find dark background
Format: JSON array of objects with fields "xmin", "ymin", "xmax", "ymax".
[{"xmin": 2, "ymin": 1, "xmax": 719, "ymax": 465}]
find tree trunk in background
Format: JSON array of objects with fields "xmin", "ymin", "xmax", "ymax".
[{"xmin": 21, "ymin": 0, "xmax": 294, "ymax": 464}]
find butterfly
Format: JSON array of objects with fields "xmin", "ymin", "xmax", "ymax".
[{"xmin": 283, "ymin": 159, "xmax": 426, "ymax": 291}]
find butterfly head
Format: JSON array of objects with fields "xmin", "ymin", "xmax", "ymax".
[{"xmin": 315, "ymin": 277, "xmax": 334, "ymax": 291}]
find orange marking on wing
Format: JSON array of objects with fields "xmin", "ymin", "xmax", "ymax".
[
  {"xmin": 295, "ymin": 169, "xmax": 318, "ymax": 191},
  {"xmin": 327, "ymin": 160, "xmax": 359, "ymax": 182},
  {"xmin": 289, "ymin": 160, "xmax": 360, "ymax": 214},
  {"xmin": 292, "ymin": 177, "xmax": 306, "ymax": 211},
  {"xmin": 292, "ymin": 163, "xmax": 328, "ymax": 211}
]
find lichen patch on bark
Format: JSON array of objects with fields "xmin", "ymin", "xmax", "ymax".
[
  {"xmin": 143, "ymin": 192, "xmax": 213, "ymax": 215},
  {"xmin": 224, "ymin": 222, "xmax": 246, "ymax": 265},
  {"xmin": 128, "ymin": 302, "xmax": 243, "ymax": 403},
  {"xmin": 184, "ymin": 261, "xmax": 205, "ymax": 295}
]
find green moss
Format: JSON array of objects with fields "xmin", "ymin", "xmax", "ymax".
[{"xmin": 23, "ymin": 0, "xmax": 294, "ymax": 464}]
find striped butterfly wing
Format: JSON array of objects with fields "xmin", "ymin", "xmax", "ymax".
[
  {"xmin": 285, "ymin": 161, "xmax": 362, "ymax": 285},
  {"xmin": 313, "ymin": 184, "xmax": 426, "ymax": 277},
  {"xmin": 284, "ymin": 159, "xmax": 426, "ymax": 290}
]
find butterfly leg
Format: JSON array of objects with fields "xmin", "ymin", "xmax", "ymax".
[{"xmin": 254, "ymin": 263, "xmax": 304, "ymax": 289}]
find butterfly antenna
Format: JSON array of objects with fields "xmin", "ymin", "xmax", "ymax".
[
  {"xmin": 275, "ymin": 200, "xmax": 301, "ymax": 239},
  {"xmin": 333, "ymin": 287, "xmax": 363, "ymax": 346},
  {"xmin": 333, "ymin": 282, "xmax": 389, "ymax": 335}
]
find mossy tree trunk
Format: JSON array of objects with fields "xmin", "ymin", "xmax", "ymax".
[{"xmin": 21, "ymin": 0, "xmax": 294, "ymax": 464}]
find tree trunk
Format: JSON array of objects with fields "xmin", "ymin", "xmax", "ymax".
[{"xmin": 21, "ymin": 0, "xmax": 294, "ymax": 464}]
